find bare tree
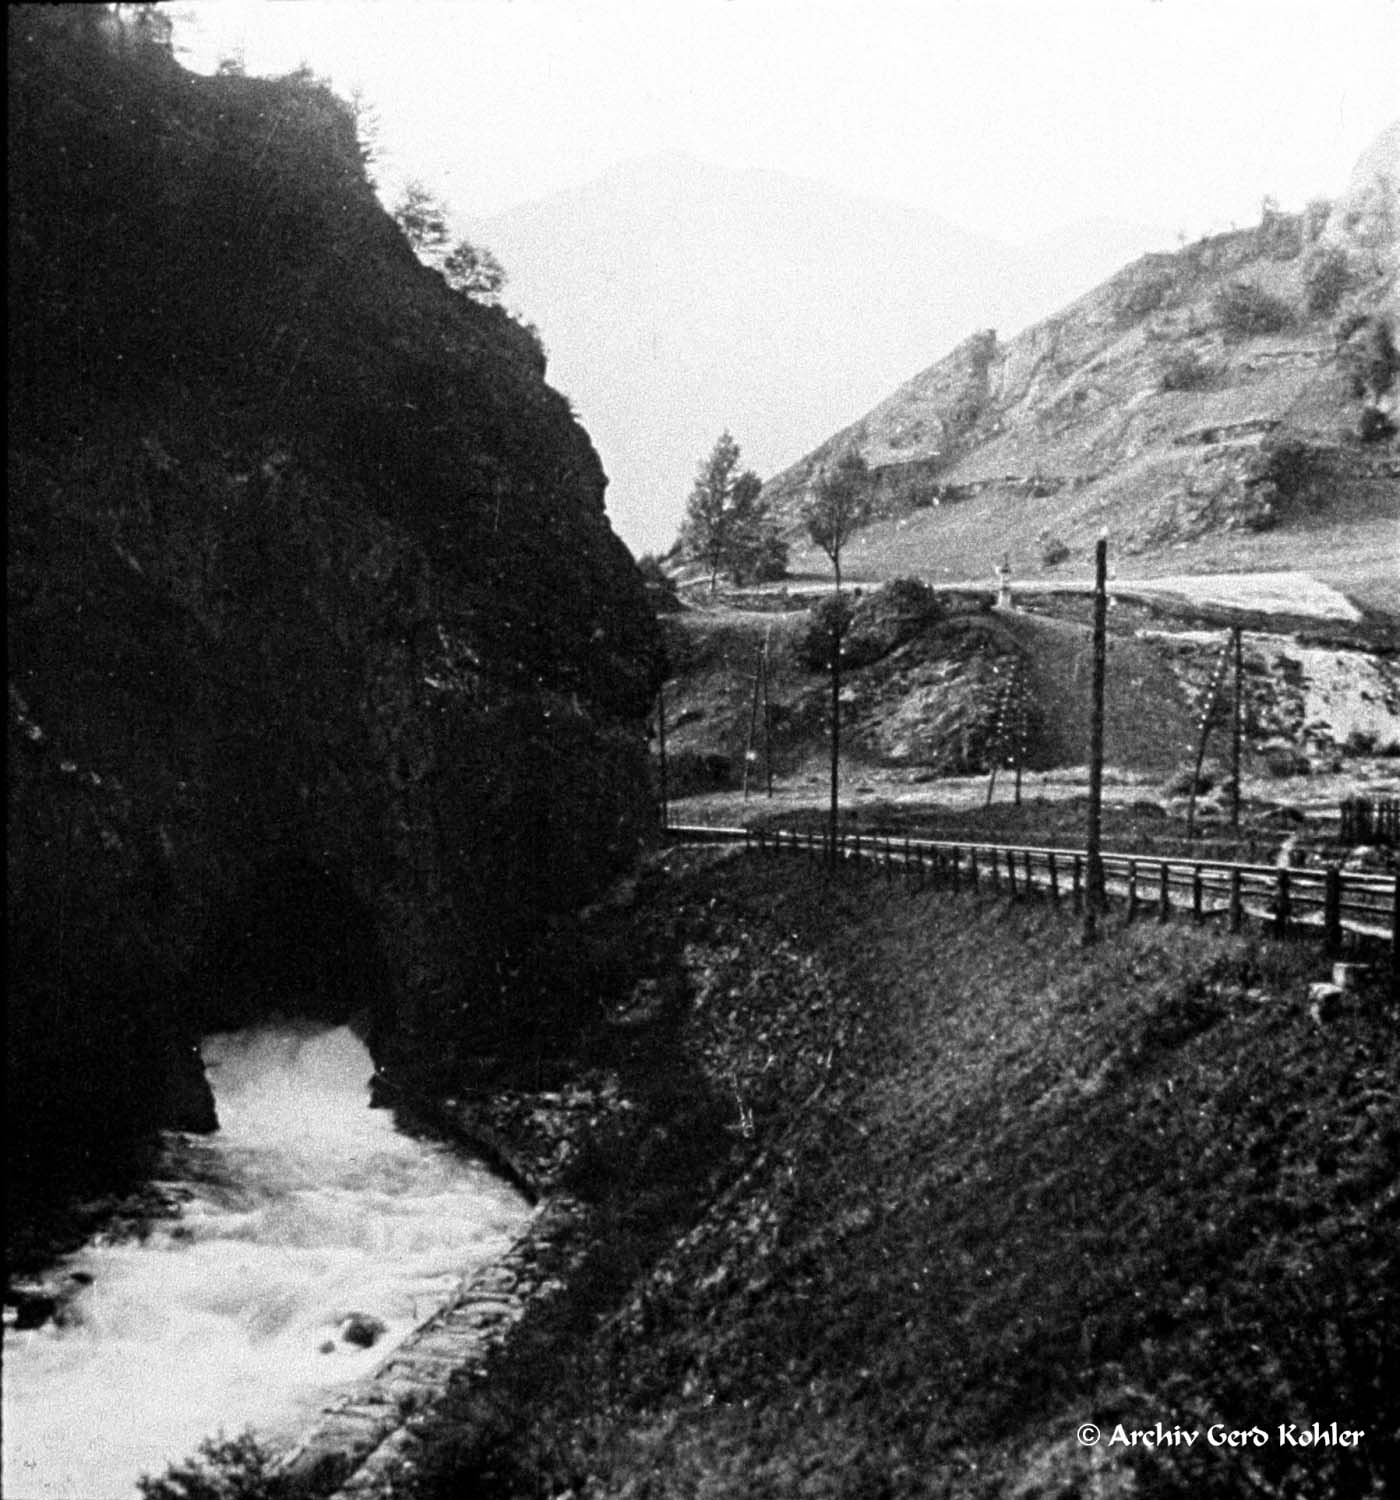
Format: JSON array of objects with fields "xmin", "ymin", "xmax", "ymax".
[{"xmin": 805, "ymin": 450, "xmax": 871, "ymax": 592}]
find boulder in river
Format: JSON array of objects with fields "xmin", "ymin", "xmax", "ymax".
[{"xmin": 340, "ymin": 1313, "xmax": 388, "ymax": 1349}]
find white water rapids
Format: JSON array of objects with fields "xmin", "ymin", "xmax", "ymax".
[{"xmin": 2, "ymin": 1023, "xmax": 532, "ymax": 1499}]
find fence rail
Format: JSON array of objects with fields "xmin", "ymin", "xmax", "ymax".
[{"xmin": 667, "ymin": 823, "xmax": 1398, "ymax": 954}]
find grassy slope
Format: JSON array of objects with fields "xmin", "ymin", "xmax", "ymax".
[
  {"xmin": 411, "ymin": 850, "xmax": 1398, "ymax": 1500},
  {"xmin": 799, "ymin": 487, "xmax": 1400, "ymax": 618}
]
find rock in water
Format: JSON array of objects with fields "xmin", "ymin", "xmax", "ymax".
[{"xmin": 340, "ymin": 1314, "xmax": 388, "ymax": 1349}]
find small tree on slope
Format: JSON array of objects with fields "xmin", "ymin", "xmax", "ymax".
[{"xmin": 804, "ymin": 450, "xmax": 871, "ymax": 592}]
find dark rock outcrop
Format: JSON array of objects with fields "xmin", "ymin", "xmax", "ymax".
[{"xmin": 7, "ymin": 8, "xmax": 661, "ymax": 1190}]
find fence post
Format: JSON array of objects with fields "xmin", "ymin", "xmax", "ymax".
[
  {"xmin": 1005, "ymin": 847, "xmax": 1017, "ymax": 899},
  {"xmin": 1192, "ymin": 866, "xmax": 1203, "ymax": 923},
  {"xmin": 1274, "ymin": 867, "xmax": 1291, "ymax": 939},
  {"xmin": 969, "ymin": 849, "xmax": 979, "ymax": 890},
  {"xmin": 1048, "ymin": 852, "xmax": 1060, "ymax": 905},
  {"xmin": 1392, "ymin": 875, "xmax": 1399, "ymax": 1003},
  {"xmin": 1158, "ymin": 862, "xmax": 1171, "ymax": 923},
  {"xmin": 1083, "ymin": 536, "xmax": 1108, "ymax": 944},
  {"xmin": 1323, "ymin": 866, "xmax": 1342, "ymax": 958},
  {"xmin": 1229, "ymin": 869, "xmax": 1243, "ymax": 933},
  {"xmin": 1127, "ymin": 861, "xmax": 1138, "ymax": 923},
  {"xmin": 952, "ymin": 848, "xmax": 962, "ymax": 891}
]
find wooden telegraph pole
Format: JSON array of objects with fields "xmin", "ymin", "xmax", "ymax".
[
  {"xmin": 657, "ymin": 680, "xmax": 669, "ymax": 833},
  {"xmin": 1230, "ymin": 625, "xmax": 1244, "ymax": 831},
  {"xmin": 1186, "ymin": 637, "xmax": 1231, "ymax": 841},
  {"xmin": 761, "ymin": 625, "xmax": 774, "ymax": 798},
  {"xmin": 1014, "ymin": 658, "xmax": 1027, "ymax": 807},
  {"xmin": 1083, "ymin": 537, "xmax": 1108, "ymax": 945},
  {"xmin": 829, "ymin": 610, "xmax": 842, "ymax": 867},
  {"xmin": 742, "ymin": 645, "xmax": 763, "ymax": 803}
]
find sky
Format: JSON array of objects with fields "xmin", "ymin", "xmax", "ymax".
[
  {"xmin": 167, "ymin": 0, "xmax": 1400, "ymax": 549},
  {"xmin": 173, "ymin": 0, "xmax": 1399, "ymax": 242}
]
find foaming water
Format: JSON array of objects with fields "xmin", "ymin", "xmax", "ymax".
[{"xmin": 2, "ymin": 1023, "xmax": 531, "ymax": 1499}]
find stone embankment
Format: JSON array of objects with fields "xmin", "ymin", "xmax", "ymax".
[
  {"xmin": 278, "ymin": 1091, "xmax": 615, "ymax": 1498},
  {"xmin": 279, "ymin": 1197, "xmax": 583, "ymax": 1498}
]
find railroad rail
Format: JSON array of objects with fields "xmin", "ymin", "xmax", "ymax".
[{"xmin": 667, "ymin": 823, "xmax": 1399, "ymax": 953}]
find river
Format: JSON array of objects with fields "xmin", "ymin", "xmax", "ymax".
[{"xmin": 2, "ymin": 1022, "xmax": 532, "ymax": 1499}]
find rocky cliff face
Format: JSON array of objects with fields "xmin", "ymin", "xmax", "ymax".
[{"xmin": 7, "ymin": 8, "xmax": 660, "ymax": 1187}]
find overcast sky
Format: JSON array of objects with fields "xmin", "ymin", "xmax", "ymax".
[{"xmin": 174, "ymin": 0, "xmax": 1398, "ymax": 245}]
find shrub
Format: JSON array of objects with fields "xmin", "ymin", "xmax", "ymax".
[
  {"xmin": 878, "ymin": 576, "xmax": 942, "ymax": 617},
  {"xmin": 1156, "ymin": 349, "xmax": 1216, "ymax": 391},
  {"xmin": 1261, "ymin": 743, "xmax": 1310, "ymax": 778},
  {"xmin": 1249, "ymin": 438, "xmax": 1319, "ymax": 502},
  {"xmin": 1302, "ymin": 245, "xmax": 1355, "ymax": 316},
  {"xmin": 1115, "ymin": 268, "xmax": 1176, "ymax": 326},
  {"xmin": 800, "ymin": 581, "xmax": 942, "ymax": 672},
  {"xmin": 1256, "ymin": 199, "xmax": 1302, "ymax": 260},
  {"xmin": 1162, "ymin": 766, "xmax": 1215, "ymax": 797},
  {"xmin": 1038, "ymin": 534, "xmax": 1071, "ymax": 568},
  {"xmin": 1336, "ymin": 312, "xmax": 1399, "ymax": 402},
  {"xmin": 1212, "ymin": 281, "xmax": 1294, "ymax": 341},
  {"xmin": 663, "ymin": 749, "xmax": 735, "ymax": 796},
  {"xmin": 731, "ymin": 529, "xmax": 789, "ymax": 585},
  {"xmin": 1302, "ymin": 197, "xmax": 1332, "ymax": 244},
  {"xmin": 138, "ymin": 1431, "xmax": 297, "ymax": 1500},
  {"xmin": 1354, "ymin": 405, "xmax": 1397, "ymax": 443}
]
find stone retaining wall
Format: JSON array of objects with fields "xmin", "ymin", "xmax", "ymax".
[{"xmin": 274, "ymin": 1192, "xmax": 587, "ymax": 1498}]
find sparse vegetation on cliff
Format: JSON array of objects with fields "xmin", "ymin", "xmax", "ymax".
[{"xmin": 1212, "ymin": 279, "xmax": 1295, "ymax": 342}]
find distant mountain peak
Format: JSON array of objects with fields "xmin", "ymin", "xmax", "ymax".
[{"xmin": 469, "ymin": 158, "xmax": 1170, "ymax": 554}]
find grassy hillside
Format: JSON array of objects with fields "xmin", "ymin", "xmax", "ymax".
[
  {"xmin": 806, "ymin": 469, "xmax": 1399, "ymax": 620},
  {"xmin": 406, "ymin": 849, "xmax": 1399, "ymax": 1500}
]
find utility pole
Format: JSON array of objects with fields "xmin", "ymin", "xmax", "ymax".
[
  {"xmin": 657, "ymin": 681, "xmax": 669, "ymax": 833},
  {"xmin": 1083, "ymin": 537, "xmax": 1108, "ymax": 945},
  {"xmin": 829, "ymin": 612, "xmax": 842, "ymax": 867},
  {"xmin": 1014, "ymin": 659, "xmax": 1026, "ymax": 807},
  {"xmin": 742, "ymin": 645, "xmax": 763, "ymax": 803},
  {"xmin": 985, "ymin": 660, "xmax": 1006, "ymax": 809},
  {"xmin": 761, "ymin": 625, "xmax": 774, "ymax": 798},
  {"xmin": 1230, "ymin": 625, "xmax": 1243, "ymax": 832},
  {"xmin": 1185, "ymin": 636, "xmax": 1231, "ymax": 841}
]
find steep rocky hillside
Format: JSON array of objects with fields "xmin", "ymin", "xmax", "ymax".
[
  {"xmin": 658, "ymin": 588, "xmax": 1399, "ymax": 805},
  {"xmin": 7, "ymin": 8, "xmax": 660, "ymax": 1196},
  {"xmin": 762, "ymin": 125, "xmax": 1399, "ymax": 615}
]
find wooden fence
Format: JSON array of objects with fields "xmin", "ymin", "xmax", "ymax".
[
  {"xmin": 1340, "ymin": 797, "xmax": 1400, "ymax": 848},
  {"xmin": 668, "ymin": 823, "xmax": 1398, "ymax": 958}
]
